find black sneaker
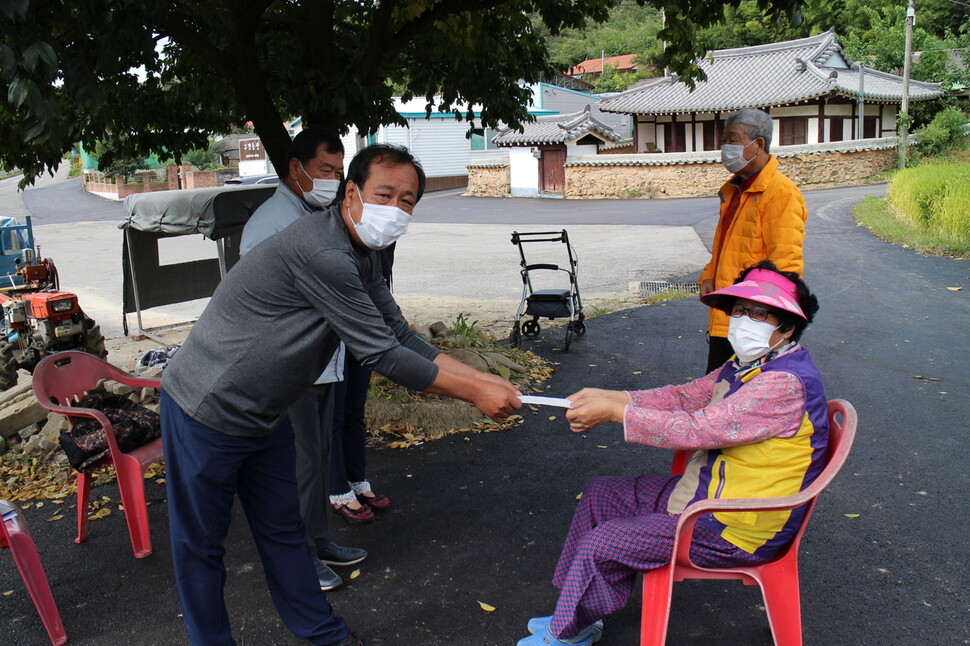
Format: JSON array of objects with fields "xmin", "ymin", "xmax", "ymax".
[{"xmin": 319, "ymin": 541, "xmax": 368, "ymax": 567}]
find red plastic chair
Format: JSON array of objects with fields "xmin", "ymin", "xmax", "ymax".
[
  {"xmin": 32, "ymin": 351, "xmax": 164, "ymax": 559},
  {"xmin": 640, "ymin": 399, "xmax": 857, "ymax": 646},
  {"xmin": 1, "ymin": 500, "xmax": 68, "ymax": 645}
]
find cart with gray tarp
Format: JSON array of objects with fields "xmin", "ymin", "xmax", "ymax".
[{"xmin": 120, "ymin": 185, "xmax": 274, "ymax": 341}]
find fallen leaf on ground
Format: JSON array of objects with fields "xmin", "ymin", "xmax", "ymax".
[
  {"xmin": 946, "ymin": 286, "xmax": 962, "ymax": 291},
  {"xmin": 349, "ymin": 569, "xmax": 361, "ymax": 580},
  {"xmin": 632, "ymin": 371, "xmax": 642, "ymax": 375},
  {"xmin": 548, "ymin": 416, "xmax": 557, "ymax": 421},
  {"xmin": 478, "ymin": 601, "xmax": 496, "ymax": 612},
  {"xmin": 88, "ymin": 508, "xmax": 112, "ymax": 520},
  {"xmin": 844, "ymin": 513, "xmax": 860, "ymax": 518},
  {"xmin": 2, "ymin": 590, "xmax": 13, "ymax": 596}
]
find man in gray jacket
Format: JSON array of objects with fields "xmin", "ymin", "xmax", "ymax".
[
  {"xmin": 161, "ymin": 143, "xmax": 521, "ymax": 646},
  {"xmin": 240, "ymin": 127, "xmax": 361, "ymax": 592}
]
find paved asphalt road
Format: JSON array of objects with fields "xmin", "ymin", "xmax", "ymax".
[{"xmin": 1, "ymin": 176, "xmax": 968, "ymax": 645}]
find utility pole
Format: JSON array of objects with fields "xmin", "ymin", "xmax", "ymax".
[{"xmin": 898, "ymin": 0, "xmax": 915, "ymax": 169}]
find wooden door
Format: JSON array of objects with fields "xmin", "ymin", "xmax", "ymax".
[{"xmin": 539, "ymin": 146, "xmax": 566, "ymax": 193}]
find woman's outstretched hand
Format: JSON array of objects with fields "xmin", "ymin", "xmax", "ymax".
[{"xmin": 565, "ymin": 388, "xmax": 630, "ymax": 433}]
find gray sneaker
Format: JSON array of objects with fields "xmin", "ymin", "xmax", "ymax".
[
  {"xmin": 315, "ymin": 557, "xmax": 343, "ymax": 591},
  {"xmin": 319, "ymin": 541, "xmax": 368, "ymax": 567}
]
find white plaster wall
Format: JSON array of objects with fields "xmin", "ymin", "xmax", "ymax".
[
  {"xmin": 883, "ymin": 108, "xmax": 897, "ymax": 132},
  {"xmin": 826, "ymin": 104, "xmax": 853, "ymax": 116},
  {"xmin": 693, "ymin": 125, "xmax": 704, "ymax": 152},
  {"xmin": 808, "ymin": 118, "xmax": 820, "ymax": 144},
  {"xmin": 636, "ymin": 121, "xmax": 656, "ymax": 151},
  {"xmin": 568, "ymin": 143, "xmax": 599, "ymax": 158},
  {"xmin": 770, "ymin": 105, "xmax": 816, "ymax": 117},
  {"xmin": 509, "ymin": 147, "xmax": 539, "ymax": 196}
]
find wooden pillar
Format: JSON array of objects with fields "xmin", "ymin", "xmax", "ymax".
[{"xmin": 817, "ymin": 100, "xmax": 825, "ymax": 144}]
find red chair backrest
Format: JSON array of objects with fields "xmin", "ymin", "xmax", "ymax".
[
  {"xmin": 32, "ymin": 351, "xmax": 132, "ymax": 408},
  {"xmin": 809, "ymin": 399, "xmax": 857, "ymax": 498}
]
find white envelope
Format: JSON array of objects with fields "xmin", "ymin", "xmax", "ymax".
[{"xmin": 519, "ymin": 395, "xmax": 572, "ymax": 408}]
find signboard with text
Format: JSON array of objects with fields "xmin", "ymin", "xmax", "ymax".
[{"xmin": 240, "ymin": 137, "xmax": 266, "ymax": 161}]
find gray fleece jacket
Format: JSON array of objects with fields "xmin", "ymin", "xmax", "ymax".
[{"xmin": 162, "ymin": 204, "xmax": 439, "ymax": 436}]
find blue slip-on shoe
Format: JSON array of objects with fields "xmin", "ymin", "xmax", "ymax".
[
  {"xmin": 516, "ymin": 624, "xmax": 595, "ymax": 646},
  {"xmin": 527, "ymin": 617, "xmax": 604, "ymax": 643}
]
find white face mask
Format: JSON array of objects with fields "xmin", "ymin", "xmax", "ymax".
[
  {"xmin": 299, "ymin": 163, "xmax": 340, "ymax": 208},
  {"xmin": 720, "ymin": 140, "xmax": 757, "ymax": 174},
  {"xmin": 727, "ymin": 315, "xmax": 781, "ymax": 363},
  {"xmin": 352, "ymin": 185, "xmax": 410, "ymax": 250}
]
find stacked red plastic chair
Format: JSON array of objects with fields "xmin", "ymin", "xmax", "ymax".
[
  {"xmin": 32, "ymin": 351, "xmax": 164, "ymax": 558},
  {"xmin": 1, "ymin": 499, "xmax": 68, "ymax": 644}
]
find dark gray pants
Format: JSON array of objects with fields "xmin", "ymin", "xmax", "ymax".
[{"xmin": 288, "ymin": 383, "xmax": 336, "ymax": 556}]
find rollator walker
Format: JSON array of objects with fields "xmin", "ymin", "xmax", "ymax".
[{"xmin": 509, "ymin": 230, "xmax": 586, "ymax": 352}]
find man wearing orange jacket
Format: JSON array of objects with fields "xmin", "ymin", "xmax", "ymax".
[{"xmin": 699, "ymin": 108, "xmax": 807, "ymax": 372}]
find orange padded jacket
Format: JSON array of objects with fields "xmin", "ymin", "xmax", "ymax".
[{"xmin": 700, "ymin": 155, "xmax": 806, "ymax": 338}]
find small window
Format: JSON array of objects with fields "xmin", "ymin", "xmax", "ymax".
[
  {"xmin": 470, "ymin": 128, "xmax": 500, "ymax": 151},
  {"xmin": 470, "ymin": 129, "xmax": 486, "ymax": 151}
]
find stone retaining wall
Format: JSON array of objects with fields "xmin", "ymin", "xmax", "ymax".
[
  {"xmin": 466, "ymin": 164, "xmax": 510, "ymax": 197},
  {"xmin": 567, "ymin": 148, "xmax": 897, "ymax": 199},
  {"xmin": 468, "ymin": 147, "xmax": 897, "ymax": 199}
]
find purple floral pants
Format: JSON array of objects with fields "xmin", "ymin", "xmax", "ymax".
[{"xmin": 548, "ymin": 474, "xmax": 767, "ymax": 639}]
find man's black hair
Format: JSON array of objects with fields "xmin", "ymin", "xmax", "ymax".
[
  {"xmin": 735, "ymin": 260, "xmax": 819, "ymax": 342},
  {"xmin": 285, "ymin": 127, "xmax": 344, "ymax": 179},
  {"xmin": 346, "ymin": 144, "xmax": 426, "ymax": 203}
]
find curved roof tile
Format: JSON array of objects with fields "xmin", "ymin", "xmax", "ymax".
[{"xmin": 493, "ymin": 105, "xmax": 623, "ymax": 146}]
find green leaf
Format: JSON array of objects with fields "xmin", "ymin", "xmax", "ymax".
[
  {"xmin": 7, "ymin": 77, "xmax": 26, "ymax": 108},
  {"xmin": 0, "ymin": 45, "xmax": 15, "ymax": 77}
]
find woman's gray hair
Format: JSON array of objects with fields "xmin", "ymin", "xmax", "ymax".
[{"xmin": 725, "ymin": 109, "xmax": 773, "ymax": 153}]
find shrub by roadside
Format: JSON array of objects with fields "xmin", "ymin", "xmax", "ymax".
[
  {"xmin": 854, "ymin": 187, "xmax": 970, "ymax": 259},
  {"xmin": 888, "ymin": 164, "xmax": 970, "ymax": 245}
]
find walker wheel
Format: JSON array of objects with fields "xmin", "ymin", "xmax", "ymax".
[
  {"xmin": 573, "ymin": 321, "xmax": 586, "ymax": 337},
  {"xmin": 522, "ymin": 320, "xmax": 541, "ymax": 336},
  {"xmin": 564, "ymin": 322, "xmax": 574, "ymax": 352}
]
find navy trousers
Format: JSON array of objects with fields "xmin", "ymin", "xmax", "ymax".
[
  {"xmin": 160, "ymin": 390, "xmax": 348, "ymax": 646},
  {"xmin": 289, "ymin": 383, "xmax": 336, "ymax": 556}
]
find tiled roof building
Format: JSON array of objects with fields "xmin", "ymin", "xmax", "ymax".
[{"xmin": 596, "ymin": 30, "xmax": 945, "ymax": 154}]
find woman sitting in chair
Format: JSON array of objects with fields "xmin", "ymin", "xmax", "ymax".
[{"xmin": 518, "ymin": 261, "xmax": 827, "ymax": 646}]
